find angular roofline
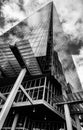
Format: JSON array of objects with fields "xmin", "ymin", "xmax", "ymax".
[{"xmin": 0, "ymin": 0, "xmax": 53, "ymax": 37}]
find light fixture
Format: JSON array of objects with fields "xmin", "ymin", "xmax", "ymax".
[
  {"xmin": 12, "ymin": 111, "xmax": 15, "ymax": 115},
  {"xmin": 33, "ymin": 107, "xmax": 36, "ymax": 113},
  {"xmin": 44, "ymin": 115, "xmax": 47, "ymax": 120}
]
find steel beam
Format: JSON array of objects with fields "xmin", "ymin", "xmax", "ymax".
[
  {"xmin": 0, "ymin": 92, "xmax": 6, "ymax": 101},
  {"xmin": 10, "ymin": 44, "xmax": 30, "ymax": 75},
  {"xmin": 56, "ymin": 99, "xmax": 83, "ymax": 105},
  {"xmin": 11, "ymin": 113, "xmax": 19, "ymax": 130},
  {"xmin": 0, "ymin": 68, "xmax": 26, "ymax": 129},
  {"xmin": 20, "ymin": 85, "xmax": 33, "ymax": 105},
  {"xmin": 43, "ymin": 77, "xmax": 47, "ymax": 100},
  {"xmin": 75, "ymin": 114, "xmax": 82, "ymax": 130},
  {"xmin": 62, "ymin": 90, "xmax": 73, "ymax": 130}
]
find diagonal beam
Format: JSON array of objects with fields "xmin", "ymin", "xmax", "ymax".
[
  {"xmin": 0, "ymin": 68, "xmax": 26, "ymax": 129},
  {"xmin": 10, "ymin": 44, "xmax": 30, "ymax": 75},
  {"xmin": 20, "ymin": 85, "xmax": 33, "ymax": 105},
  {"xmin": 0, "ymin": 92, "xmax": 6, "ymax": 101}
]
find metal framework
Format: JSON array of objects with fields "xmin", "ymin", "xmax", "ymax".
[
  {"xmin": 0, "ymin": 68, "xmax": 26, "ymax": 129},
  {"xmin": 54, "ymin": 91, "xmax": 83, "ymax": 105}
]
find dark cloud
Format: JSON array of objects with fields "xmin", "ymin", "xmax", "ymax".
[
  {"xmin": 75, "ymin": 18, "xmax": 83, "ymax": 25},
  {"xmin": 0, "ymin": 12, "xmax": 5, "ymax": 28},
  {"xmin": 0, "ymin": 1, "xmax": 5, "ymax": 28},
  {"xmin": 18, "ymin": 0, "xmax": 25, "ymax": 12},
  {"xmin": 61, "ymin": 19, "xmax": 67, "ymax": 24},
  {"xmin": 66, "ymin": 39, "xmax": 83, "ymax": 55}
]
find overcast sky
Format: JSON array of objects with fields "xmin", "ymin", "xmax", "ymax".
[
  {"xmin": 0, "ymin": 0, "xmax": 83, "ymax": 90},
  {"xmin": 53, "ymin": 0, "xmax": 83, "ymax": 88}
]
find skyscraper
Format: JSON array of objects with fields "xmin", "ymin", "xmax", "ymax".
[{"xmin": 0, "ymin": 1, "xmax": 82, "ymax": 130}]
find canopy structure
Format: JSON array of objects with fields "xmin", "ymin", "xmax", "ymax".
[{"xmin": 0, "ymin": 2, "xmax": 52, "ymax": 79}]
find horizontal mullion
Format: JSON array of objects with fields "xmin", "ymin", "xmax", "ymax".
[
  {"xmin": 19, "ymin": 49, "xmax": 33, "ymax": 53},
  {"xmin": 29, "ymin": 70, "xmax": 40, "ymax": 72},
  {"xmin": 21, "ymin": 52, "xmax": 34, "ymax": 56},
  {"xmin": 28, "ymin": 65, "xmax": 40, "ymax": 68},
  {"xmin": 18, "ymin": 45, "xmax": 32, "ymax": 50},
  {"xmin": 25, "ymin": 85, "xmax": 44, "ymax": 91}
]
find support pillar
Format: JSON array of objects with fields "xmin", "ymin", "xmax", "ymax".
[
  {"xmin": 62, "ymin": 89, "xmax": 73, "ymax": 130},
  {"xmin": 64, "ymin": 104, "xmax": 73, "ymax": 130},
  {"xmin": 0, "ymin": 68, "xmax": 26, "ymax": 129},
  {"xmin": 75, "ymin": 114, "xmax": 81, "ymax": 130},
  {"xmin": 11, "ymin": 113, "xmax": 19, "ymax": 130},
  {"xmin": 64, "ymin": 122, "xmax": 66, "ymax": 130}
]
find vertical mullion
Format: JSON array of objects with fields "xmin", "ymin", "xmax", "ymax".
[
  {"xmin": 43, "ymin": 77, "xmax": 47, "ymax": 100},
  {"xmin": 50, "ymin": 83, "xmax": 53, "ymax": 106},
  {"xmin": 37, "ymin": 78, "xmax": 41, "ymax": 100},
  {"xmin": 24, "ymin": 82, "xmax": 27, "ymax": 89},
  {"xmin": 47, "ymin": 81, "xmax": 50, "ymax": 103},
  {"xmin": 32, "ymin": 80, "xmax": 36, "ymax": 100},
  {"xmin": 29, "ymin": 80, "xmax": 32, "ymax": 88},
  {"xmin": 29, "ymin": 80, "xmax": 33, "ymax": 99},
  {"xmin": 23, "ymin": 116, "xmax": 27, "ymax": 130}
]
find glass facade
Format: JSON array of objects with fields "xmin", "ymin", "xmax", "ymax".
[{"xmin": 0, "ymin": 2, "xmax": 53, "ymax": 78}]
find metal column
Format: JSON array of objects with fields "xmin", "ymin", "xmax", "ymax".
[
  {"xmin": 75, "ymin": 114, "xmax": 81, "ymax": 130},
  {"xmin": 11, "ymin": 113, "xmax": 19, "ymax": 130},
  {"xmin": 64, "ymin": 103, "xmax": 73, "ymax": 130},
  {"xmin": 63, "ymin": 90, "xmax": 73, "ymax": 130}
]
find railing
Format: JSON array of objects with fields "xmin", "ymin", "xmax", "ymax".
[
  {"xmin": 0, "ymin": 76, "xmax": 64, "ymax": 115},
  {"xmin": 44, "ymin": 86, "xmax": 64, "ymax": 114},
  {"xmin": 53, "ymin": 90, "xmax": 83, "ymax": 106}
]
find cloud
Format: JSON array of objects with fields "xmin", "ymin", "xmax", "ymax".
[
  {"xmin": 54, "ymin": 0, "xmax": 83, "ymax": 40},
  {"xmin": 53, "ymin": 2, "xmax": 82, "ymax": 90},
  {"xmin": 66, "ymin": 39, "xmax": 83, "ymax": 55},
  {"xmin": 2, "ymin": 2, "xmax": 25, "ymax": 21}
]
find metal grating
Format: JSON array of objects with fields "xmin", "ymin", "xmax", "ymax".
[
  {"xmin": 17, "ymin": 39, "xmax": 42, "ymax": 75},
  {"xmin": 54, "ymin": 90, "xmax": 83, "ymax": 105}
]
